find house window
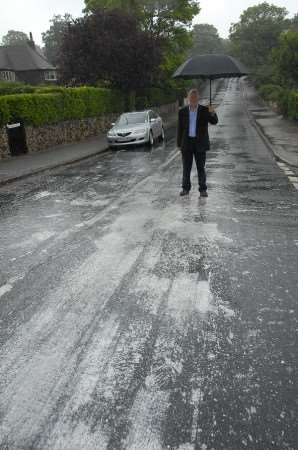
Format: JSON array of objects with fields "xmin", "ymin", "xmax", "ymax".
[
  {"xmin": 44, "ymin": 70, "xmax": 57, "ymax": 81},
  {"xmin": 0, "ymin": 71, "xmax": 16, "ymax": 82}
]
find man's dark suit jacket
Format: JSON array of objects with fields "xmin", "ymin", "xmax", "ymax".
[{"xmin": 177, "ymin": 104, "xmax": 218, "ymax": 152}]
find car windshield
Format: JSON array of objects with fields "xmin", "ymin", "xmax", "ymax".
[{"xmin": 117, "ymin": 112, "xmax": 148, "ymax": 126}]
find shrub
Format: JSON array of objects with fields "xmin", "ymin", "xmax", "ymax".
[
  {"xmin": 0, "ymin": 84, "xmax": 175, "ymax": 127},
  {"xmin": 0, "ymin": 96, "xmax": 9, "ymax": 125},
  {"xmin": 147, "ymin": 87, "xmax": 176, "ymax": 106},
  {"xmin": 258, "ymin": 84, "xmax": 284, "ymax": 102},
  {"xmin": 0, "ymin": 87, "xmax": 126, "ymax": 127},
  {"xmin": 0, "ymin": 93, "xmax": 63, "ymax": 126},
  {"xmin": 34, "ymin": 86, "xmax": 66, "ymax": 94},
  {"xmin": 0, "ymin": 82, "xmax": 35, "ymax": 96},
  {"xmin": 257, "ymin": 84, "xmax": 298, "ymax": 119},
  {"xmin": 135, "ymin": 96, "xmax": 150, "ymax": 110},
  {"xmin": 278, "ymin": 88, "xmax": 290, "ymax": 115},
  {"xmin": 287, "ymin": 90, "xmax": 298, "ymax": 120},
  {"xmin": 136, "ymin": 87, "xmax": 177, "ymax": 109}
]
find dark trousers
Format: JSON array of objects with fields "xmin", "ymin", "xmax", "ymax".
[{"xmin": 181, "ymin": 138, "xmax": 207, "ymax": 192}]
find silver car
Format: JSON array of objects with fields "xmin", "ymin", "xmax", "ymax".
[{"xmin": 107, "ymin": 110, "xmax": 165, "ymax": 149}]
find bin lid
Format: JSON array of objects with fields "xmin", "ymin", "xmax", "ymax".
[{"xmin": 7, "ymin": 123, "xmax": 21, "ymax": 129}]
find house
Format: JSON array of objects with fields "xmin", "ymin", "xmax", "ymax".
[{"xmin": 0, "ymin": 33, "xmax": 57, "ymax": 84}]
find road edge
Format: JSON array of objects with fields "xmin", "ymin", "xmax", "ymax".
[
  {"xmin": 0, "ymin": 117, "xmax": 178, "ymax": 187},
  {"xmin": 252, "ymin": 118, "xmax": 298, "ymax": 168},
  {"xmin": 241, "ymin": 80, "xmax": 298, "ymax": 168}
]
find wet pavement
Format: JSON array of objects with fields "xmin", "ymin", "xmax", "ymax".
[
  {"xmin": 242, "ymin": 80, "xmax": 298, "ymax": 170},
  {"xmin": 0, "ymin": 78, "xmax": 297, "ymax": 450}
]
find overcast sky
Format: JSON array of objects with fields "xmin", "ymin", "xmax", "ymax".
[{"xmin": 0, "ymin": 0, "xmax": 297, "ymax": 45}]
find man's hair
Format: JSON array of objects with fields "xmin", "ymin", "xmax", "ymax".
[{"xmin": 188, "ymin": 88, "xmax": 199, "ymax": 96}]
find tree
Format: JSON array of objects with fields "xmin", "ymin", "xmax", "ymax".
[
  {"xmin": 83, "ymin": 0, "xmax": 199, "ymax": 92},
  {"xmin": 221, "ymin": 38, "xmax": 232, "ymax": 54},
  {"xmin": 191, "ymin": 24, "xmax": 224, "ymax": 55},
  {"xmin": 272, "ymin": 28, "xmax": 298, "ymax": 87},
  {"xmin": 140, "ymin": 0, "xmax": 200, "ymax": 37},
  {"xmin": 229, "ymin": 2, "xmax": 289, "ymax": 68},
  {"xmin": 290, "ymin": 13, "xmax": 298, "ymax": 28},
  {"xmin": 84, "ymin": 0, "xmax": 140, "ymax": 15},
  {"xmin": 42, "ymin": 14, "xmax": 73, "ymax": 66},
  {"xmin": 1, "ymin": 30, "xmax": 28, "ymax": 46},
  {"xmin": 58, "ymin": 9, "xmax": 163, "ymax": 107},
  {"xmin": 142, "ymin": 0, "xmax": 201, "ymax": 91},
  {"xmin": 84, "ymin": 0, "xmax": 200, "ymax": 37}
]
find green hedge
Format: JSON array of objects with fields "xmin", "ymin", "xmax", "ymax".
[
  {"xmin": 135, "ymin": 87, "xmax": 177, "ymax": 110},
  {"xmin": 0, "ymin": 82, "xmax": 35, "ymax": 96},
  {"xmin": 287, "ymin": 90, "xmax": 298, "ymax": 120},
  {"xmin": 0, "ymin": 87, "xmax": 126, "ymax": 127},
  {"xmin": 0, "ymin": 84, "xmax": 178, "ymax": 127},
  {"xmin": 258, "ymin": 84, "xmax": 284, "ymax": 103},
  {"xmin": 258, "ymin": 84, "xmax": 298, "ymax": 120}
]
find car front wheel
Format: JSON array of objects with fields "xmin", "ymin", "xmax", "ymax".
[
  {"xmin": 159, "ymin": 127, "xmax": 165, "ymax": 142},
  {"xmin": 147, "ymin": 130, "xmax": 154, "ymax": 147}
]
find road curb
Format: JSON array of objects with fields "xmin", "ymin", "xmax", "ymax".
[
  {"xmin": 0, "ymin": 116, "xmax": 178, "ymax": 187},
  {"xmin": 241, "ymin": 81, "xmax": 298, "ymax": 169},
  {"xmin": 0, "ymin": 147, "xmax": 110, "ymax": 187},
  {"xmin": 252, "ymin": 118, "xmax": 298, "ymax": 168}
]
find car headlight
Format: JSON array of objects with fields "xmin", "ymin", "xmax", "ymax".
[{"xmin": 107, "ymin": 130, "xmax": 116, "ymax": 137}]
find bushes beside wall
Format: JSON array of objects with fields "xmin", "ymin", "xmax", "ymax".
[
  {"xmin": 287, "ymin": 90, "xmax": 298, "ymax": 120},
  {"xmin": 0, "ymin": 82, "xmax": 72, "ymax": 96},
  {"xmin": 0, "ymin": 87, "xmax": 126, "ymax": 127},
  {"xmin": 0, "ymin": 84, "xmax": 179, "ymax": 127},
  {"xmin": 258, "ymin": 84, "xmax": 284, "ymax": 103},
  {"xmin": 258, "ymin": 84, "xmax": 298, "ymax": 120},
  {"xmin": 0, "ymin": 82, "xmax": 35, "ymax": 96}
]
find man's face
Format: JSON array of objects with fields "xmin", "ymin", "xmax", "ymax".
[{"xmin": 188, "ymin": 91, "xmax": 199, "ymax": 107}]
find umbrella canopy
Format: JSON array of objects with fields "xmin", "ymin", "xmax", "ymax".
[{"xmin": 172, "ymin": 54, "xmax": 249, "ymax": 104}]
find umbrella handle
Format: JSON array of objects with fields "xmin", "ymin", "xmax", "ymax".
[{"xmin": 209, "ymin": 78, "xmax": 212, "ymax": 106}]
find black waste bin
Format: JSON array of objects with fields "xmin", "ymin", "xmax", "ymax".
[{"xmin": 6, "ymin": 119, "xmax": 28, "ymax": 156}]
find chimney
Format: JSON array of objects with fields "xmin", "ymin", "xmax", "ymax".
[{"xmin": 28, "ymin": 32, "xmax": 36, "ymax": 49}]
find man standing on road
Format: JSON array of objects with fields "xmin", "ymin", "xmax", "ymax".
[{"xmin": 177, "ymin": 88, "xmax": 218, "ymax": 197}]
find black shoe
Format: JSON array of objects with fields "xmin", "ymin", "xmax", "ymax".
[
  {"xmin": 180, "ymin": 190, "xmax": 189, "ymax": 196},
  {"xmin": 200, "ymin": 191, "xmax": 208, "ymax": 198}
]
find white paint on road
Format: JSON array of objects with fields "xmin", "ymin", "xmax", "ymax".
[
  {"xmin": 33, "ymin": 191, "xmax": 54, "ymax": 199},
  {"xmin": 9, "ymin": 231, "xmax": 56, "ymax": 249},
  {"xmin": 276, "ymin": 161, "xmax": 298, "ymax": 189},
  {"xmin": 71, "ymin": 198, "xmax": 110, "ymax": 207},
  {"xmin": 0, "ymin": 283, "xmax": 13, "ymax": 298},
  {"xmin": 125, "ymin": 388, "xmax": 170, "ymax": 450},
  {"xmin": 32, "ymin": 231, "xmax": 56, "ymax": 241},
  {"xmin": 0, "ymin": 275, "xmax": 25, "ymax": 299},
  {"xmin": 167, "ymin": 274, "xmax": 215, "ymax": 319}
]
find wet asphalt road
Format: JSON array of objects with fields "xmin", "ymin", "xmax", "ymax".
[{"xmin": 0, "ymin": 78, "xmax": 297, "ymax": 450}]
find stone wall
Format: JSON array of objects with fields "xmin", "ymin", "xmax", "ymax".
[
  {"xmin": 0, "ymin": 102, "xmax": 178, "ymax": 160},
  {"xmin": 26, "ymin": 114, "xmax": 119, "ymax": 154},
  {"xmin": 0, "ymin": 127, "xmax": 10, "ymax": 159}
]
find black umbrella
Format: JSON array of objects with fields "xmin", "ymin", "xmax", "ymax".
[{"xmin": 172, "ymin": 54, "xmax": 249, "ymax": 104}]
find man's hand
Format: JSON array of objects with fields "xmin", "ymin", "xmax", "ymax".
[{"xmin": 208, "ymin": 105, "xmax": 216, "ymax": 113}]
